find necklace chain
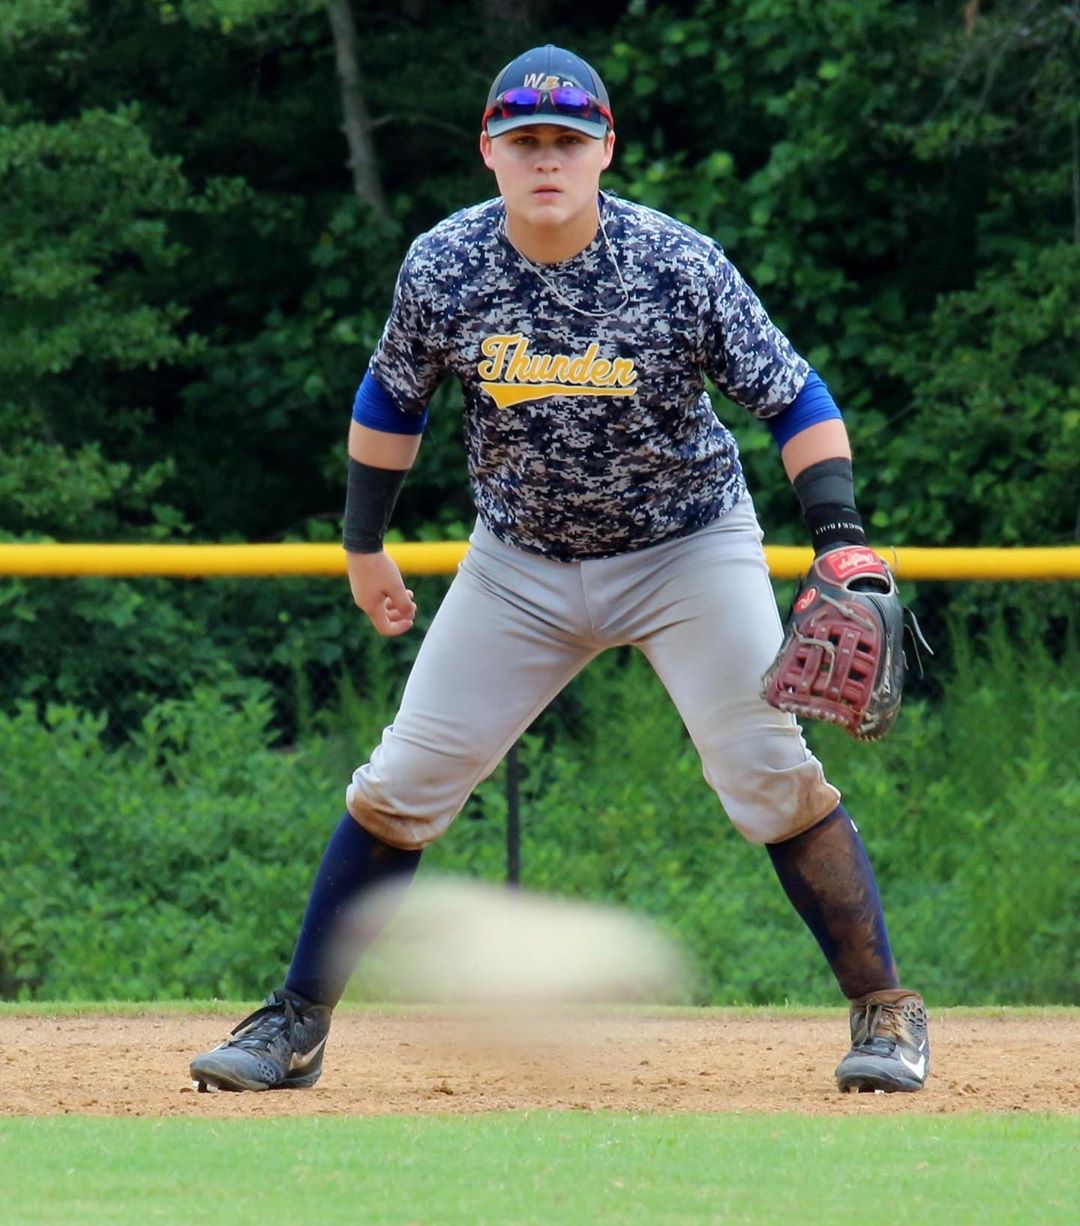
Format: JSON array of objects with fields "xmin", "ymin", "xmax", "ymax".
[{"xmin": 505, "ymin": 208, "xmax": 630, "ymax": 319}]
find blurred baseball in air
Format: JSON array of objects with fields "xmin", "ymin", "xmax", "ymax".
[{"xmin": 339, "ymin": 873, "xmax": 694, "ymax": 1006}]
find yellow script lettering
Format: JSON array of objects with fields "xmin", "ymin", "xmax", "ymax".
[
  {"xmin": 476, "ymin": 332, "xmax": 638, "ymax": 408},
  {"xmin": 612, "ymin": 358, "xmax": 636, "ymax": 387},
  {"xmin": 566, "ymin": 343, "xmax": 600, "ymax": 384},
  {"xmin": 477, "ymin": 333, "xmax": 520, "ymax": 381}
]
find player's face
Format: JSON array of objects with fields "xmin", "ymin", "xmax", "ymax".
[{"xmin": 480, "ymin": 124, "xmax": 615, "ymax": 236}]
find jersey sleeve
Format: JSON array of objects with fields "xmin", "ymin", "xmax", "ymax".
[
  {"xmin": 698, "ymin": 246, "xmax": 810, "ymax": 419},
  {"xmin": 367, "ymin": 239, "xmax": 447, "ymax": 415}
]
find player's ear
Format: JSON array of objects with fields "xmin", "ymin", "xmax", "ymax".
[
  {"xmin": 600, "ymin": 130, "xmax": 615, "ymax": 171},
  {"xmin": 480, "ymin": 131, "xmax": 495, "ymax": 170}
]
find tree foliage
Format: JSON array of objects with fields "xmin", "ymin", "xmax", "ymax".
[{"xmin": 0, "ymin": 0, "xmax": 1076, "ymax": 716}]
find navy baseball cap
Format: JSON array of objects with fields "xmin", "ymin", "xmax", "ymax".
[{"xmin": 484, "ymin": 45, "xmax": 613, "ymax": 139}]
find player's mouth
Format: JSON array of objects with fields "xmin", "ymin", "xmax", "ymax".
[{"xmin": 532, "ymin": 185, "xmax": 562, "ymax": 198}]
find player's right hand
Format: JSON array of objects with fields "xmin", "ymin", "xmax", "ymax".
[{"xmin": 346, "ymin": 549, "xmax": 416, "ymax": 636}]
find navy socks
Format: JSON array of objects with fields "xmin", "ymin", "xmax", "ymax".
[
  {"xmin": 766, "ymin": 805, "xmax": 899, "ymax": 999},
  {"xmin": 285, "ymin": 811, "xmax": 421, "ymax": 1008},
  {"xmin": 287, "ymin": 806, "xmax": 894, "ymax": 1008}
]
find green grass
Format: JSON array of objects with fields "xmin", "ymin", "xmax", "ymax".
[
  {"xmin": 1, "ymin": 1114, "xmax": 1077, "ymax": 1225},
  {"xmin": 3, "ymin": 1006, "xmax": 1077, "ymax": 1223}
]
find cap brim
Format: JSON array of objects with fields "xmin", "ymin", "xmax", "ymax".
[{"xmin": 486, "ymin": 113, "xmax": 608, "ymax": 139}]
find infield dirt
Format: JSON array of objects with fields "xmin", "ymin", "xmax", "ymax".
[{"xmin": 2, "ymin": 1010, "xmax": 1076, "ymax": 1117}]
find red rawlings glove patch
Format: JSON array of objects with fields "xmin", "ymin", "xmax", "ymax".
[
  {"xmin": 762, "ymin": 545, "xmax": 907, "ymax": 741},
  {"xmin": 814, "ymin": 546, "xmax": 889, "ymax": 586}
]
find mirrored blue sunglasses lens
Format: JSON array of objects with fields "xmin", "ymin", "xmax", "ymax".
[
  {"xmin": 499, "ymin": 88, "xmax": 543, "ymax": 116},
  {"xmin": 498, "ymin": 86, "xmax": 596, "ymax": 119},
  {"xmin": 548, "ymin": 87, "xmax": 593, "ymax": 115}
]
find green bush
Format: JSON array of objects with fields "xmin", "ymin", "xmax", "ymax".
[
  {"xmin": 1, "ymin": 611, "xmax": 1076, "ymax": 1005},
  {"xmin": 0, "ymin": 681, "xmax": 333, "ymax": 999}
]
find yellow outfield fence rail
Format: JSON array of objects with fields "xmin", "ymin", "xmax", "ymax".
[{"xmin": 0, "ymin": 542, "xmax": 1079, "ymax": 580}]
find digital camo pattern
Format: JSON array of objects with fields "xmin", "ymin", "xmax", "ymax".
[{"xmin": 369, "ymin": 191, "xmax": 809, "ymax": 561}]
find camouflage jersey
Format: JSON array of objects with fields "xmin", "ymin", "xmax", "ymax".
[{"xmin": 369, "ymin": 190, "xmax": 809, "ymax": 562}]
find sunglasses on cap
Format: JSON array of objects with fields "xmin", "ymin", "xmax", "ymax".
[{"xmin": 483, "ymin": 86, "xmax": 614, "ymax": 129}]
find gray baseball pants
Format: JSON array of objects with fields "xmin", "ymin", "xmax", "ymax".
[{"xmin": 346, "ymin": 495, "xmax": 839, "ymax": 848}]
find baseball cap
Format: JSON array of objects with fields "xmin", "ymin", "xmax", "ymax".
[{"xmin": 483, "ymin": 45, "xmax": 613, "ymax": 139}]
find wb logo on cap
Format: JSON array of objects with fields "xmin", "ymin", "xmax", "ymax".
[{"xmin": 523, "ymin": 73, "xmax": 575, "ymax": 90}]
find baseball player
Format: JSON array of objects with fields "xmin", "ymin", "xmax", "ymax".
[{"xmin": 191, "ymin": 45, "xmax": 929, "ymax": 1095}]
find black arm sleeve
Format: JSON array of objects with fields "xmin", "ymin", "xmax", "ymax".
[
  {"xmin": 792, "ymin": 457, "xmax": 868, "ymax": 552},
  {"xmin": 343, "ymin": 459, "xmax": 409, "ymax": 554}
]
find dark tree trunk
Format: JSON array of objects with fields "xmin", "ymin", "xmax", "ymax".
[
  {"xmin": 482, "ymin": 0, "xmax": 540, "ymax": 39},
  {"xmin": 325, "ymin": 0, "xmax": 388, "ymax": 218}
]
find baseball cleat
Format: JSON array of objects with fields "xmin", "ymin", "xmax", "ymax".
[
  {"xmin": 835, "ymin": 988, "xmax": 929, "ymax": 1093},
  {"xmin": 190, "ymin": 988, "xmax": 332, "ymax": 1092}
]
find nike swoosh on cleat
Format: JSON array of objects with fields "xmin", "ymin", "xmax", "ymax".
[
  {"xmin": 289, "ymin": 1037, "xmax": 327, "ymax": 1072},
  {"xmin": 898, "ymin": 1051, "xmax": 926, "ymax": 1079}
]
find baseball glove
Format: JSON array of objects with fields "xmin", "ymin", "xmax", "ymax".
[{"xmin": 762, "ymin": 545, "xmax": 928, "ymax": 742}]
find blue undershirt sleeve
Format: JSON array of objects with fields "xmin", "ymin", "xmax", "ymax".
[
  {"xmin": 766, "ymin": 370, "xmax": 842, "ymax": 449},
  {"xmin": 352, "ymin": 369, "xmax": 429, "ymax": 435}
]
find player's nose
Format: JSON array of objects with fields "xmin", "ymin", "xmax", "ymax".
[{"xmin": 534, "ymin": 142, "xmax": 563, "ymax": 169}]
